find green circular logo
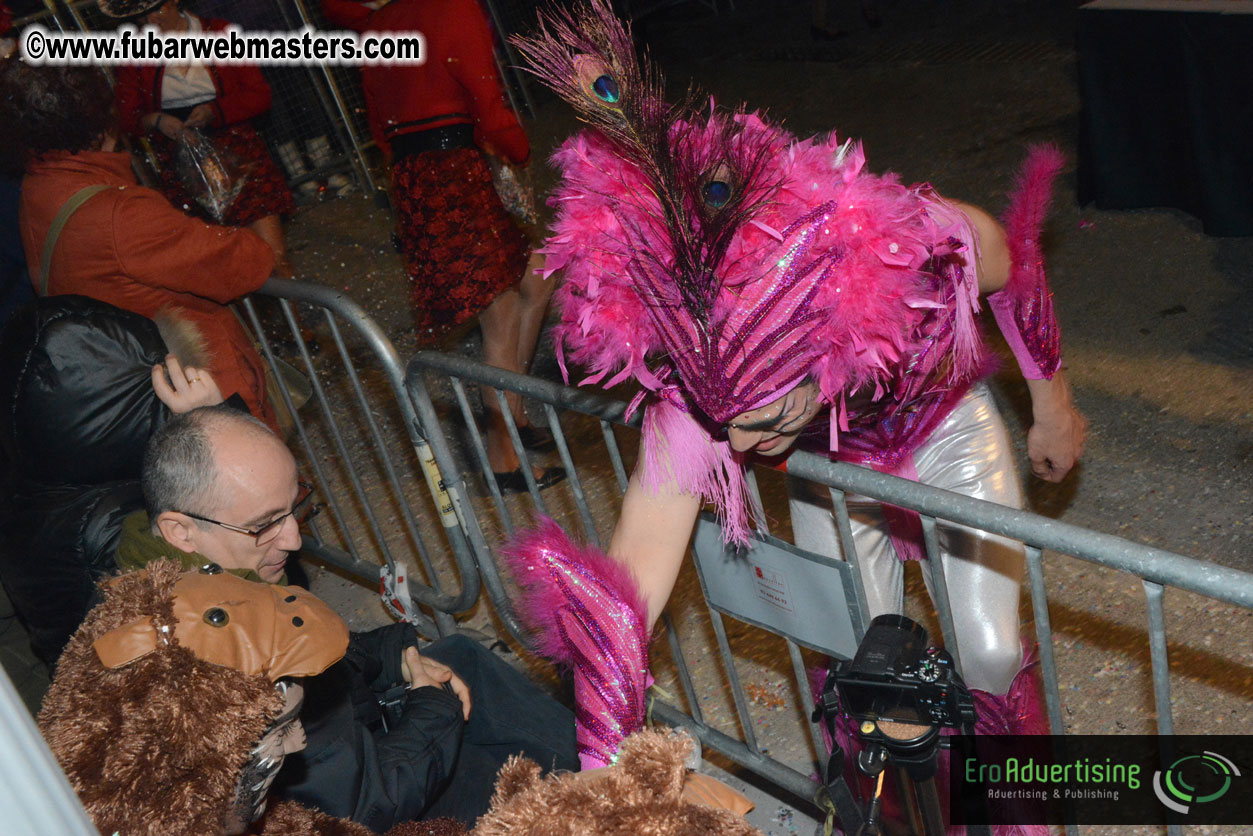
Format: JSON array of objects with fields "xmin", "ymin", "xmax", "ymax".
[{"xmin": 1152, "ymin": 751, "xmax": 1240, "ymax": 815}]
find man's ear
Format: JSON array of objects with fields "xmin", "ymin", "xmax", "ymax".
[{"xmin": 154, "ymin": 512, "xmax": 201, "ymax": 554}]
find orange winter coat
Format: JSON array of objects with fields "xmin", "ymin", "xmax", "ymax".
[{"xmin": 19, "ymin": 150, "xmax": 276, "ymax": 426}]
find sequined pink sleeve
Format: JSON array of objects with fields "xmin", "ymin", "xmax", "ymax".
[
  {"xmin": 502, "ymin": 517, "xmax": 650, "ymax": 769},
  {"xmin": 987, "ymin": 145, "xmax": 1066, "ymax": 380}
]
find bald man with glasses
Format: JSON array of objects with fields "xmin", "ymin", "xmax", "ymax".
[
  {"xmin": 116, "ymin": 403, "xmax": 316, "ymax": 583},
  {"xmin": 115, "ymin": 403, "xmax": 579, "ymax": 830}
]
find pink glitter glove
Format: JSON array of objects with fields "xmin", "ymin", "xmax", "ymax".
[
  {"xmin": 503, "ymin": 517, "xmax": 651, "ymax": 769},
  {"xmin": 988, "ymin": 145, "xmax": 1066, "ymax": 381}
]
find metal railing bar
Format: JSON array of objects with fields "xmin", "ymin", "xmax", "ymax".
[
  {"xmin": 829, "ymin": 487, "xmax": 873, "ymax": 633},
  {"xmin": 18, "ymin": 1, "xmax": 70, "ymax": 30},
  {"xmin": 1143, "ymin": 581, "xmax": 1175, "ymax": 738},
  {"xmin": 299, "ymin": 540, "xmax": 440, "ymax": 639},
  {"xmin": 450, "ymin": 376, "xmax": 515, "ymax": 533},
  {"xmin": 494, "ymin": 388, "xmax": 548, "ymax": 514},
  {"xmin": 745, "ymin": 468, "xmax": 769, "ymax": 533},
  {"xmin": 663, "ymin": 613, "xmax": 704, "ymax": 725},
  {"xmin": 321, "ymin": 310, "xmax": 441, "ymax": 586},
  {"xmin": 544, "ymin": 404, "xmax": 599, "ymax": 547},
  {"xmin": 708, "ymin": 606, "xmax": 760, "ymax": 754},
  {"xmin": 1024, "ymin": 546, "xmax": 1066, "ymax": 737},
  {"xmin": 278, "ymin": 299, "xmax": 400, "ymax": 572},
  {"xmin": 601, "ymin": 420, "xmax": 631, "ymax": 494},
  {"xmin": 58, "ymin": 0, "xmax": 91, "ymax": 31},
  {"xmin": 288, "ymin": 0, "xmax": 378, "ymax": 191},
  {"xmin": 256, "ymin": 281, "xmax": 483, "ymax": 613},
  {"xmin": 410, "ymin": 352, "xmax": 637, "ymax": 427},
  {"xmin": 650, "ymin": 700, "xmax": 819, "ymax": 802},
  {"xmin": 787, "ymin": 454, "xmax": 1253, "ymax": 609},
  {"xmin": 396, "ymin": 372, "xmax": 488, "ymax": 615},
  {"xmin": 240, "ymin": 298, "xmax": 365, "ymax": 565},
  {"xmin": 788, "ymin": 638, "xmax": 826, "ymax": 765},
  {"xmin": 403, "ymin": 372, "xmax": 518, "ymax": 627},
  {"xmin": 920, "ymin": 514, "xmax": 962, "ymax": 677}
]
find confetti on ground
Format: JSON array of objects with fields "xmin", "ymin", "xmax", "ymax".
[
  {"xmin": 770, "ymin": 805, "xmax": 799, "ymax": 834},
  {"xmin": 746, "ymin": 681, "xmax": 788, "ymax": 709}
]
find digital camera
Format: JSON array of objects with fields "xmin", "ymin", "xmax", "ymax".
[{"xmin": 834, "ymin": 614, "xmax": 976, "ymax": 730}]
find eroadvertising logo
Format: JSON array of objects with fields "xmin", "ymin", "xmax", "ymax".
[
  {"xmin": 950, "ymin": 736, "xmax": 1250, "ymax": 826},
  {"xmin": 1152, "ymin": 751, "xmax": 1240, "ymax": 814}
]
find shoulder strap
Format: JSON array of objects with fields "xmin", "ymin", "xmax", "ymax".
[{"xmin": 38, "ymin": 184, "xmax": 115, "ymax": 297}]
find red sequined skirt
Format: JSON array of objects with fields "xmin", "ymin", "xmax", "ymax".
[
  {"xmin": 149, "ymin": 121, "xmax": 294, "ymax": 227},
  {"xmin": 391, "ymin": 148, "xmax": 530, "ymax": 345}
]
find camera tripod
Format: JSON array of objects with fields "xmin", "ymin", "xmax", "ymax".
[{"xmin": 816, "ymin": 693, "xmax": 990, "ymax": 836}]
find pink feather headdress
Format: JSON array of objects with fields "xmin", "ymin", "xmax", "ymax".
[
  {"xmin": 515, "ymin": 1, "xmax": 981, "ymax": 426},
  {"xmin": 514, "ymin": 1, "xmax": 985, "ymax": 540}
]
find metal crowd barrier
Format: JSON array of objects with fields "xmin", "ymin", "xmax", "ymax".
[
  {"xmin": 3, "ymin": 278, "xmax": 1249, "ymax": 834},
  {"xmin": 404, "ymin": 350, "xmax": 1253, "ymax": 836},
  {"xmin": 240, "ymin": 278, "xmax": 502, "ymax": 640}
]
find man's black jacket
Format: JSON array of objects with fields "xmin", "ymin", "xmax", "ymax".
[{"xmin": 273, "ymin": 623, "xmax": 465, "ymax": 831}]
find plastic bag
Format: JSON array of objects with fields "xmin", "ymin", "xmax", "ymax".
[
  {"xmin": 174, "ymin": 128, "xmax": 248, "ymax": 222},
  {"xmin": 488, "ymin": 158, "xmax": 538, "ymax": 227}
]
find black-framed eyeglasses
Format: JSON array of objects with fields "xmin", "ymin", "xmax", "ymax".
[{"xmin": 181, "ymin": 482, "xmax": 321, "ymax": 547}]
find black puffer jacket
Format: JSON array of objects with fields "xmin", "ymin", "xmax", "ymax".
[
  {"xmin": 0, "ymin": 296, "xmax": 171, "ymax": 665},
  {"xmin": 273, "ymin": 628, "xmax": 579, "ymax": 831}
]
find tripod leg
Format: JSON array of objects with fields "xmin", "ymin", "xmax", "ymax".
[
  {"xmin": 912, "ymin": 777, "xmax": 947, "ymax": 836},
  {"xmin": 896, "ymin": 765, "xmax": 923, "ymax": 835}
]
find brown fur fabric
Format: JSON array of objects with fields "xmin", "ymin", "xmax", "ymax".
[
  {"xmin": 258, "ymin": 800, "xmax": 375, "ymax": 836},
  {"xmin": 37, "ymin": 560, "xmax": 364, "ymax": 836},
  {"xmin": 154, "ymin": 308, "xmax": 213, "ymax": 370},
  {"xmin": 470, "ymin": 730, "xmax": 764, "ymax": 836}
]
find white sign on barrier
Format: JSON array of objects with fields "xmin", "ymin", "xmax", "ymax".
[{"xmin": 692, "ymin": 514, "xmax": 865, "ymax": 660}]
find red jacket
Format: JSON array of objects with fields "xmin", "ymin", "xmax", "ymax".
[
  {"xmin": 19, "ymin": 150, "xmax": 277, "ymax": 426},
  {"xmin": 114, "ymin": 16, "xmax": 272, "ymax": 137},
  {"xmin": 321, "ymin": 0, "xmax": 529, "ymax": 163}
]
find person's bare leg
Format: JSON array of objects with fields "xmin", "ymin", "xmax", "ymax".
[
  {"xmin": 248, "ymin": 214, "xmax": 294, "ymax": 278},
  {"xmin": 478, "ymin": 287, "xmax": 525, "ymax": 473},
  {"xmin": 511, "ymin": 251, "xmax": 556, "ymax": 427}
]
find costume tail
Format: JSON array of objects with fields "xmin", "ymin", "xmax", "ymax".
[
  {"xmin": 990, "ymin": 143, "xmax": 1066, "ymax": 380},
  {"xmin": 502, "ymin": 517, "xmax": 651, "ymax": 769}
]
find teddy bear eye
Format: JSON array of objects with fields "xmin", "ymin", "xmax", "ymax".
[{"xmin": 203, "ymin": 607, "xmax": 229, "ymax": 627}]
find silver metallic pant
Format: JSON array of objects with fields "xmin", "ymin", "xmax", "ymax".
[{"xmin": 788, "ymin": 384, "xmax": 1025, "ymax": 694}]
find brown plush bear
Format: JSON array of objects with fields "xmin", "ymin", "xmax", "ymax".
[
  {"xmin": 388, "ymin": 729, "xmax": 764, "ymax": 836},
  {"xmin": 38, "ymin": 560, "xmax": 370, "ymax": 836}
]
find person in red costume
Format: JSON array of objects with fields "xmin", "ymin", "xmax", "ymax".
[
  {"xmin": 323, "ymin": 0, "xmax": 562, "ymax": 494},
  {"xmin": 1, "ymin": 61, "xmax": 278, "ymax": 429},
  {"xmin": 104, "ymin": 0, "xmax": 297, "ymax": 277}
]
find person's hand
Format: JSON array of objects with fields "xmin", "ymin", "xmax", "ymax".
[
  {"xmin": 1025, "ymin": 372, "xmax": 1087, "ymax": 482},
  {"xmin": 401, "ymin": 646, "xmax": 471, "ymax": 720},
  {"xmin": 152, "ymin": 354, "xmax": 223, "ymax": 413},
  {"xmin": 143, "ymin": 112, "xmax": 187, "ymax": 140},
  {"xmin": 183, "ymin": 103, "xmax": 216, "ymax": 130}
]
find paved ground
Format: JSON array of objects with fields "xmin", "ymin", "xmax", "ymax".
[{"xmin": 3, "ymin": 1, "xmax": 1251, "ymax": 833}]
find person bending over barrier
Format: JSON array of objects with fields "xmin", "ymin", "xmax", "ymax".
[
  {"xmin": 118, "ymin": 404, "xmax": 579, "ymax": 829},
  {"xmin": 504, "ymin": 0, "xmax": 1085, "ymax": 767}
]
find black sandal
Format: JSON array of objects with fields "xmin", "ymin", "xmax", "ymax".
[
  {"xmin": 493, "ymin": 466, "xmax": 567, "ymax": 495},
  {"xmin": 516, "ymin": 424, "xmax": 557, "ymax": 452}
]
